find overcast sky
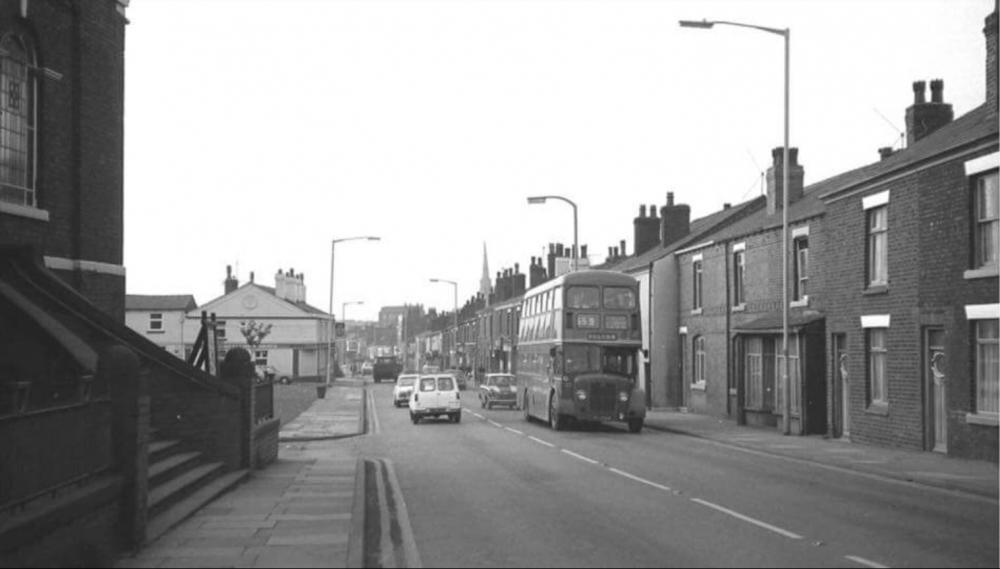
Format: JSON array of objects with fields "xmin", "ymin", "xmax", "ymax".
[{"xmin": 123, "ymin": 0, "xmax": 995, "ymax": 322}]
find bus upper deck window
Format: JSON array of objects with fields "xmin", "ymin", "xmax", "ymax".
[
  {"xmin": 604, "ymin": 287, "xmax": 636, "ymax": 309},
  {"xmin": 567, "ymin": 286, "xmax": 600, "ymax": 309}
]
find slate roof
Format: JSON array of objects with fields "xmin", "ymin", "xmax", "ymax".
[
  {"xmin": 255, "ymin": 285, "xmax": 330, "ymax": 316},
  {"xmin": 593, "ymin": 195, "xmax": 766, "ymax": 273},
  {"xmin": 126, "ymin": 294, "xmax": 198, "ymax": 311}
]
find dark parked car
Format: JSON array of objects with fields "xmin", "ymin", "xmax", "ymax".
[
  {"xmin": 478, "ymin": 373, "xmax": 517, "ymax": 409},
  {"xmin": 373, "ymin": 355, "xmax": 402, "ymax": 383},
  {"xmin": 444, "ymin": 368, "xmax": 468, "ymax": 390}
]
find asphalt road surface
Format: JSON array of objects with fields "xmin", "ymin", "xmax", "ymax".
[{"xmin": 358, "ymin": 381, "xmax": 998, "ymax": 568}]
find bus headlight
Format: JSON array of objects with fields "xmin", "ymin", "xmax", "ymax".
[
  {"xmin": 618, "ymin": 391, "xmax": 629, "ymax": 402},
  {"xmin": 575, "ymin": 390, "xmax": 587, "ymax": 401}
]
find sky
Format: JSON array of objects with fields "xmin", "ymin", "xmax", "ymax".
[{"xmin": 123, "ymin": 0, "xmax": 996, "ymax": 322}]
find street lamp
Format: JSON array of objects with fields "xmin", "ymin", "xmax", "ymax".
[
  {"xmin": 679, "ymin": 18, "xmax": 792, "ymax": 435},
  {"xmin": 341, "ymin": 300, "xmax": 364, "ymax": 373},
  {"xmin": 527, "ymin": 195, "xmax": 579, "ymax": 272},
  {"xmin": 429, "ymin": 278, "xmax": 458, "ymax": 368},
  {"xmin": 326, "ymin": 236, "xmax": 380, "ymax": 387}
]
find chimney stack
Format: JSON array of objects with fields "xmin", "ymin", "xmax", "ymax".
[
  {"xmin": 878, "ymin": 146, "xmax": 896, "ymax": 160},
  {"xmin": 513, "ymin": 263, "xmax": 526, "ymax": 296},
  {"xmin": 547, "ymin": 243, "xmax": 556, "ymax": 279},
  {"xmin": 619, "ymin": 239, "xmax": 627, "ymax": 258},
  {"xmin": 905, "ymin": 79, "xmax": 954, "ymax": 145},
  {"xmin": 765, "ymin": 147, "xmax": 805, "ymax": 215},
  {"xmin": 660, "ymin": 191, "xmax": 691, "ymax": 247},
  {"xmin": 634, "ymin": 203, "xmax": 661, "ymax": 255},
  {"xmin": 224, "ymin": 264, "xmax": 239, "ymax": 295}
]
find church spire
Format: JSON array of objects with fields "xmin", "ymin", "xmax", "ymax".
[{"xmin": 480, "ymin": 242, "xmax": 492, "ymax": 305}]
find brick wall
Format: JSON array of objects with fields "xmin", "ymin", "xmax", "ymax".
[{"xmin": 0, "ymin": 0, "xmax": 126, "ymax": 319}]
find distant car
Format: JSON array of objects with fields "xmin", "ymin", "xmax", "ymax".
[
  {"xmin": 373, "ymin": 356, "xmax": 401, "ymax": 383},
  {"xmin": 409, "ymin": 374, "xmax": 461, "ymax": 424},
  {"xmin": 444, "ymin": 368, "xmax": 468, "ymax": 390},
  {"xmin": 360, "ymin": 362, "xmax": 373, "ymax": 375},
  {"xmin": 255, "ymin": 364, "xmax": 277, "ymax": 382},
  {"xmin": 393, "ymin": 374, "xmax": 420, "ymax": 407},
  {"xmin": 479, "ymin": 373, "xmax": 517, "ymax": 409}
]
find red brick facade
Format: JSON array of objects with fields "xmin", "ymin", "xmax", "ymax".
[{"xmin": 0, "ymin": 0, "xmax": 126, "ymax": 320}]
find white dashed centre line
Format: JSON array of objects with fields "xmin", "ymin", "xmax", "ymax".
[
  {"xmin": 504, "ymin": 427, "xmax": 524, "ymax": 435},
  {"xmin": 844, "ymin": 555, "xmax": 889, "ymax": 568},
  {"xmin": 488, "ymin": 420, "xmax": 503, "ymax": 428},
  {"xmin": 690, "ymin": 498, "xmax": 803, "ymax": 540},
  {"xmin": 527, "ymin": 436, "xmax": 555, "ymax": 448},
  {"xmin": 470, "ymin": 412, "xmax": 483, "ymax": 419},
  {"xmin": 608, "ymin": 467, "xmax": 672, "ymax": 492},
  {"xmin": 561, "ymin": 449, "xmax": 599, "ymax": 465}
]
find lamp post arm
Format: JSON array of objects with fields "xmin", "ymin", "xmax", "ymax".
[{"xmin": 711, "ymin": 20, "xmax": 787, "ymax": 37}]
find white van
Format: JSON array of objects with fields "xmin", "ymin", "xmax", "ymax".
[{"xmin": 409, "ymin": 375, "xmax": 461, "ymax": 424}]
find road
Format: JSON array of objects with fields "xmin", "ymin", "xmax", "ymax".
[{"xmin": 358, "ymin": 381, "xmax": 998, "ymax": 568}]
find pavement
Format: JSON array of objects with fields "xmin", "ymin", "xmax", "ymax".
[{"xmin": 116, "ymin": 383, "xmax": 998, "ymax": 568}]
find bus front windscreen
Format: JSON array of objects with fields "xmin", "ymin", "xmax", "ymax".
[{"xmin": 563, "ymin": 345, "xmax": 636, "ymax": 379}]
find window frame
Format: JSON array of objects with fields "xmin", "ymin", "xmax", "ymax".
[
  {"xmin": 0, "ymin": 32, "xmax": 38, "ymax": 211},
  {"xmin": 148, "ymin": 312, "xmax": 163, "ymax": 332},
  {"xmin": 867, "ymin": 328, "xmax": 888, "ymax": 407},
  {"xmin": 692, "ymin": 259, "xmax": 703, "ymax": 311},
  {"xmin": 867, "ymin": 205, "xmax": 888, "ymax": 287},
  {"xmin": 973, "ymin": 319, "xmax": 999, "ymax": 419},
  {"xmin": 793, "ymin": 236, "xmax": 809, "ymax": 302},
  {"xmin": 692, "ymin": 335, "xmax": 706, "ymax": 388},
  {"xmin": 972, "ymin": 170, "xmax": 999, "ymax": 271},
  {"xmin": 733, "ymin": 250, "xmax": 746, "ymax": 307}
]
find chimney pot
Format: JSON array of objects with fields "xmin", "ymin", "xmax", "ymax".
[
  {"xmin": 667, "ymin": 192, "xmax": 674, "ymax": 206},
  {"xmin": 724, "ymin": 203, "xmax": 731, "ymax": 209},
  {"xmin": 930, "ymin": 78, "xmax": 944, "ymax": 103},
  {"xmin": 581, "ymin": 244, "xmax": 587, "ymax": 258},
  {"xmin": 639, "ymin": 204, "xmax": 646, "ymax": 217},
  {"xmin": 227, "ymin": 265, "xmax": 232, "ymax": 277},
  {"xmin": 620, "ymin": 239, "xmax": 626, "ymax": 257},
  {"xmin": 250, "ymin": 271, "xmax": 254, "ymax": 282},
  {"xmin": 878, "ymin": 146, "xmax": 895, "ymax": 160},
  {"xmin": 913, "ymin": 80, "xmax": 927, "ymax": 104},
  {"xmin": 608, "ymin": 246, "xmax": 614, "ymax": 258},
  {"xmin": 650, "ymin": 204, "xmax": 658, "ymax": 218}
]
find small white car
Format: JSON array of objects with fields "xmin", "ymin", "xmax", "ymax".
[
  {"xmin": 393, "ymin": 374, "xmax": 420, "ymax": 407},
  {"xmin": 409, "ymin": 374, "xmax": 461, "ymax": 424}
]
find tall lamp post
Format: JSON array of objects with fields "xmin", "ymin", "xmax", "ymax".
[
  {"xmin": 527, "ymin": 195, "xmax": 579, "ymax": 272},
  {"xmin": 327, "ymin": 236, "xmax": 380, "ymax": 387},
  {"xmin": 679, "ymin": 18, "xmax": 791, "ymax": 434},
  {"xmin": 341, "ymin": 300, "xmax": 364, "ymax": 373},
  {"xmin": 429, "ymin": 278, "xmax": 458, "ymax": 368}
]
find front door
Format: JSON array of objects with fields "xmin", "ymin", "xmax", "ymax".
[
  {"xmin": 925, "ymin": 328, "xmax": 947, "ymax": 453},
  {"xmin": 833, "ymin": 334, "xmax": 848, "ymax": 438}
]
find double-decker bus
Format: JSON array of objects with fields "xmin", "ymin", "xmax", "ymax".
[{"xmin": 517, "ymin": 270, "xmax": 645, "ymax": 433}]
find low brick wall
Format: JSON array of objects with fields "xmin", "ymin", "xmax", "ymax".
[{"xmin": 253, "ymin": 418, "xmax": 280, "ymax": 468}]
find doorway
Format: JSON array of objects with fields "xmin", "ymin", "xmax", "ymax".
[
  {"xmin": 925, "ymin": 328, "xmax": 947, "ymax": 453},
  {"xmin": 833, "ymin": 334, "xmax": 848, "ymax": 439}
]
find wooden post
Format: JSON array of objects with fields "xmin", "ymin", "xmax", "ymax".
[{"xmin": 107, "ymin": 345, "xmax": 148, "ymax": 550}]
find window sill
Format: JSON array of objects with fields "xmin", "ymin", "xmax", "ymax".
[
  {"xmin": 964, "ymin": 267, "xmax": 999, "ymax": 280},
  {"xmin": 691, "ymin": 381, "xmax": 706, "ymax": 392},
  {"xmin": 690, "ymin": 308, "xmax": 703, "ymax": 316},
  {"xmin": 965, "ymin": 413, "xmax": 998, "ymax": 427},
  {"xmin": 863, "ymin": 285, "xmax": 889, "ymax": 296},
  {"xmin": 790, "ymin": 297, "xmax": 809, "ymax": 308},
  {"xmin": 0, "ymin": 201, "xmax": 50, "ymax": 222},
  {"xmin": 146, "ymin": 330, "xmax": 165, "ymax": 335},
  {"xmin": 866, "ymin": 402, "xmax": 889, "ymax": 416},
  {"xmin": 731, "ymin": 304, "xmax": 746, "ymax": 313}
]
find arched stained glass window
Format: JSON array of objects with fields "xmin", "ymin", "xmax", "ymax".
[{"xmin": 0, "ymin": 33, "xmax": 36, "ymax": 208}]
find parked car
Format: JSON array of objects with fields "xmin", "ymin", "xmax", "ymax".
[
  {"xmin": 393, "ymin": 374, "xmax": 420, "ymax": 407},
  {"xmin": 373, "ymin": 355, "xmax": 402, "ymax": 383},
  {"xmin": 478, "ymin": 373, "xmax": 517, "ymax": 409},
  {"xmin": 360, "ymin": 361, "xmax": 373, "ymax": 375},
  {"xmin": 255, "ymin": 364, "xmax": 277, "ymax": 382},
  {"xmin": 444, "ymin": 368, "xmax": 468, "ymax": 390},
  {"xmin": 409, "ymin": 374, "xmax": 461, "ymax": 424}
]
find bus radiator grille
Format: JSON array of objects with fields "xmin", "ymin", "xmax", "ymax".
[{"xmin": 590, "ymin": 383, "xmax": 617, "ymax": 415}]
